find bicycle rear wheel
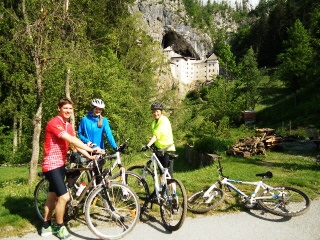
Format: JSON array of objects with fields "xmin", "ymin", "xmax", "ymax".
[
  {"xmin": 34, "ymin": 169, "xmax": 92, "ymax": 221},
  {"xmin": 111, "ymin": 170, "xmax": 150, "ymax": 207},
  {"xmin": 34, "ymin": 178, "xmax": 49, "ymax": 221},
  {"xmin": 85, "ymin": 181, "xmax": 140, "ymax": 239},
  {"xmin": 187, "ymin": 187, "xmax": 225, "ymax": 213},
  {"xmin": 257, "ymin": 186, "xmax": 311, "ymax": 217},
  {"xmin": 160, "ymin": 178, "xmax": 187, "ymax": 231}
]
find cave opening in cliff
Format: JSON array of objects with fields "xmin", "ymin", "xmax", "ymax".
[{"xmin": 162, "ymin": 31, "xmax": 199, "ymax": 59}]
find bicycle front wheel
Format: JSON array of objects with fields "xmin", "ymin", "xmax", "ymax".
[
  {"xmin": 85, "ymin": 182, "xmax": 140, "ymax": 240},
  {"xmin": 111, "ymin": 170, "xmax": 150, "ymax": 207},
  {"xmin": 257, "ymin": 186, "xmax": 311, "ymax": 217},
  {"xmin": 34, "ymin": 178, "xmax": 49, "ymax": 221},
  {"xmin": 160, "ymin": 178, "xmax": 187, "ymax": 231},
  {"xmin": 187, "ymin": 187, "xmax": 225, "ymax": 213}
]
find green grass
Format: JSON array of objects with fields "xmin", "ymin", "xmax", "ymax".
[{"xmin": 0, "ymin": 141, "xmax": 319, "ymax": 238}]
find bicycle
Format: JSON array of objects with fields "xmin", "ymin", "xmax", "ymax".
[
  {"xmin": 34, "ymin": 140, "xmax": 140, "ymax": 239},
  {"xmin": 34, "ymin": 157, "xmax": 96, "ymax": 222},
  {"xmin": 125, "ymin": 145, "xmax": 187, "ymax": 231},
  {"xmin": 187, "ymin": 158, "xmax": 311, "ymax": 217},
  {"xmin": 34, "ymin": 139, "xmax": 129, "ymax": 221}
]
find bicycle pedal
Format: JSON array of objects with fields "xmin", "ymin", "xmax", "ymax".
[{"xmin": 172, "ymin": 208, "xmax": 179, "ymax": 215}]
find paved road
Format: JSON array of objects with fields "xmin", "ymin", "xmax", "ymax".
[{"xmin": 4, "ymin": 198, "xmax": 320, "ymax": 240}]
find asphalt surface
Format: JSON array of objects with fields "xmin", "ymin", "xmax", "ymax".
[{"xmin": 3, "ymin": 198, "xmax": 320, "ymax": 240}]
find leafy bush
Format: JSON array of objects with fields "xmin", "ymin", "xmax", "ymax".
[{"xmin": 193, "ymin": 136, "xmax": 234, "ymax": 154}]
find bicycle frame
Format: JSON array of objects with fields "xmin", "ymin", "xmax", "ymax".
[
  {"xmin": 81, "ymin": 151, "xmax": 128, "ymax": 211},
  {"xmin": 104, "ymin": 151, "xmax": 126, "ymax": 184},
  {"xmin": 69, "ymin": 151, "xmax": 124, "ymax": 202},
  {"xmin": 223, "ymin": 177, "xmax": 275, "ymax": 204},
  {"xmin": 204, "ymin": 160, "xmax": 279, "ymax": 204},
  {"xmin": 141, "ymin": 152, "xmax": 171, "ymax": 199}
]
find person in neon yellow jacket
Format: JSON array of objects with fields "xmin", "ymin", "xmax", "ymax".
[{"xmin": 141, "ymin": 102, "xmax": 176, "ymax": 177}]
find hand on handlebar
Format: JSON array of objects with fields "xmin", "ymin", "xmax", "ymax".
[
  {"xmin": 141, "ymin": 145, "xmax": 149, "ymax": 152},
  {"xmin": 92, "ymin": 147, "xmax": 103, "ymax": 155}
]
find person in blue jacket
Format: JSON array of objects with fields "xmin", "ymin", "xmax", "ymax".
[{"xmin": 78, "ymin": 98, "xmax": 118, "ymax": 151}]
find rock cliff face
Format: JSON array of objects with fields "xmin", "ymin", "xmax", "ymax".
[
  {"xmin": 129, "ymin": 0, "xmax": 213, "ymax": 60},
  {"xmin": 129, "ymin": 0, "xmax": 215, "ymax": 99}
]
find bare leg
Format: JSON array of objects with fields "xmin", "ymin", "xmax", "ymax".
[
  {"xmin": 43, "ymin": 192, "xmax": 57, "ymax": 222},
  {"xmin": 54, "ymin": 192, "xmax": 70, "ymax": 225}
]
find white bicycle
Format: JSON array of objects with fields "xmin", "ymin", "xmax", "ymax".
[
  {"xmin": 187, "ymin": 158, "xmax": 311, "ymax": 217},
  {"xmin": 126, "ymin": 145, "xmax": 187, "ymax": 231}
]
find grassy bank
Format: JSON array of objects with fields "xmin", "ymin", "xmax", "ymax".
[{"xmin": 0, "ymin": 140, "xmax": 319, "ymax": 238}]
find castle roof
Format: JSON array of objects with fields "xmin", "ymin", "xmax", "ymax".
[{"xmin": 206, "ymin": 53, "xmax": 218, "ymax": 61}]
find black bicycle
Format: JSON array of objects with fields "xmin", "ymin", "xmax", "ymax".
[{"xmin": 34, "ymin": 140, "xmax": 140, "ymax": 239}]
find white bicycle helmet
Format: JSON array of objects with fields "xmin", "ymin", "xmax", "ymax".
[{"xmin": 91, "ymin": 98, "xmax": 105, "ymax": 108}]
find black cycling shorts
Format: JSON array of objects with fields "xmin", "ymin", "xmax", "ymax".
[
  {"xmin": 158, "ymin": 153, "xmax": 174, "ymax": 178},
  {"xmin": 44, "ymin": 165, "xmax": 68, "ymax": 197}
]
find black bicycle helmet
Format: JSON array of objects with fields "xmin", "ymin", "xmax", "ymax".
[{"xmin": 151, "ymin": 101, "xmax": 164, "ymax": 110}]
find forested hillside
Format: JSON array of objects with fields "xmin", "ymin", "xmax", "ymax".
[
  {"xmin": 0, "ymin": 0, "xmax": 177, "ymax": 182},
  {"xmin": 1, "ymin": 0, "xmax": 320, "ymax": 181},
  {"xmin": 180, "ymin": 0, "xmax": 320, "ymax": 145}
]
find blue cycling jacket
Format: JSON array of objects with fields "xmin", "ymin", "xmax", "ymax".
[{"xmin": 78, "ymin": 111, "xmax": 117, "ymax": 150}]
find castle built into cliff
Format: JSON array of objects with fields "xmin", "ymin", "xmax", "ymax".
[{"xmin": 164, "ymin": 46, "xmax": 219, "ymax": 85}]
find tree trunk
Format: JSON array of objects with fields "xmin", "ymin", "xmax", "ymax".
[
  {"xmin": 13, "ymin": 114, "xmax": 18, "ymax": 154},
  {"xmin": 65, "ymin": 67, "xmax": 75, "ymax": 129},
  {"xmin": 18, "ymin": 117, "xmax": 22, "ymax": 145},
  {"xmin": 23, "ymin": 0, "xmax": 44, "ymax": 184},
  {"xmin": 29, "ymin": 102, "xmax": 42, "ymax": 184}
]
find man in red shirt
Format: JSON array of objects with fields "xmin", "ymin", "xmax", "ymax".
[{"xmin": 41, "ymin": 98, "xmax": 101, "ymax": 239}]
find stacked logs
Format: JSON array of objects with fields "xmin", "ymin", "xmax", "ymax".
[
  {"xmin": 226, "ymin": 136, "xmax": 266, "ymax": 157},
  {"xmin": 226, "ymin": 128, "xmax": 283, "ymax": 158},
  {"xmin": 264, "ymin": 135, "xmax": 283, "ymax": 150}
]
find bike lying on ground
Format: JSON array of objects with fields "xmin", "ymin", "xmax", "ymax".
[
  {"xmin": 34, "ymin": 140, "xmax": 140, "ymax": 240},
  {"xmin": 124, "ymin": 145, "xmax": 187, "ymax": 231},
  {"xmin": 187, "ymin": 158, "xmax": 311, "ymax": 217}
]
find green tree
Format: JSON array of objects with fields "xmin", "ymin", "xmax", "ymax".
[
  {"xmin": 237, "ymin": 47, "xmax": 261, "ymax": 110},
  {"xmin": 276, "ymin": 19, "xmax": 313, "ymax": 105},
  {"xmin": 215, "ymin": 33, "xmax": 237, "ymax": 80}
]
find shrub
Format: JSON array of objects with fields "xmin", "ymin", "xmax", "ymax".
[{"xmin": 193, "ymin": 136, "xmax": 234, "ymax": 154}]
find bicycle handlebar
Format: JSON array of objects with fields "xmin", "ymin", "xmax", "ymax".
[
  {"xmin": 216, "ymin": 158, "xmax": 273, "ymax": 180},
  {"xmin": 115, "ymin": 138, "xmax": 130, "ymax": 153}
]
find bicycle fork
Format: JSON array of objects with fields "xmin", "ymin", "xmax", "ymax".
[{"xmin": 203, "ymin": 182, "xmax": 219, "ymax": 203}]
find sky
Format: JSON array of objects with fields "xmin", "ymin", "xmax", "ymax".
[{"xmin": 202, "ymin": 0, "xmax": 260, "ymax": 8}]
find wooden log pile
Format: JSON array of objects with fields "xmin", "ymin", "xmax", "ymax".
[
  {"xmin": 226, "ymin": 128, "xmax": 283, "ymax": 158},
  {"xmin": 226, "ymin": 136, "xmax": 266, "ymax": 157},
  {"xmin": 264, "ymin": 135, "xmax": 283, "ymax": 150}
]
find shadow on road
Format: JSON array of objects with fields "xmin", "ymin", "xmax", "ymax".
[
  {"xmin": 139, "ymin": 211, "xmax": 172, "ymax": 234},
  {"xmin": 244, "ymin": 207, "xmax": 291, "ymax": 222}
]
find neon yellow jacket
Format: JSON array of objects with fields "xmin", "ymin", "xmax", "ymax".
[{"xmin": 151, "ymin": 115, "xmax": 175, "ymax": 151}]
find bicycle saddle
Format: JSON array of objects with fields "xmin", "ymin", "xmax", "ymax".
[
  {"xmin": 256, "ymin": 171, "xmax": 273, "ymax": 178},
  {"xmin": 168, "ymin": 153, "xmax": 179, "ymax": 159}
]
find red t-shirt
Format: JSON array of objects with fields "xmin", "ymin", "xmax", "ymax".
[{"xmin": 42, "ymin": 116, "xmax": 75, "ymax": 172}]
